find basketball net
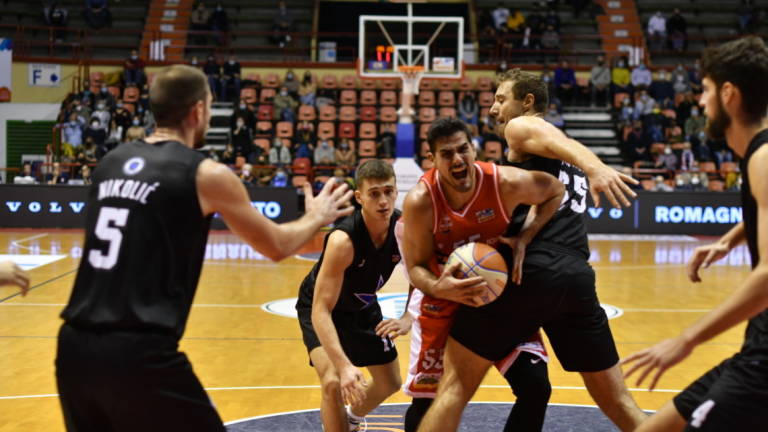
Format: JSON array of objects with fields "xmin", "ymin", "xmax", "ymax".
[{"xmin": 400, "ymin": 67, "xmax": 423, "ymax": 96}]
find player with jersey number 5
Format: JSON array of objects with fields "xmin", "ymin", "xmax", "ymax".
[
  {"xmin": 55, "ymin": 64, "xmax": 354, "ymax": 432},
  {"xmin": 414, "ymin": 70, "xmax": 646, "ymax": 432}
]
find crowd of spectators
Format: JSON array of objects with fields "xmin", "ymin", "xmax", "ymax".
[
  {"xmin": 615, "ymin": 60, "xmax": 739, "ymax": 192},
  {"xmin": 42, "ymin": 0, "xmax": 113, "ymax": 42}
]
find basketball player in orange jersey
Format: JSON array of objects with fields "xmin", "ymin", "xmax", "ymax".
[
  {"xmin": 400, "ymin": 117, "xmax": 565, "ymax": 431},
  {"xmin": 622, "ymin": 36, "xmax": 768, "ymax": 432},
  {"xmin": 415, "ymin": 70, "xmax": 645, "ymax": 432}
]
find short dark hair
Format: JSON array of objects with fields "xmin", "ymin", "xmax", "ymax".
[
  {"xmin": 150, "ymin": 65, "xmax": 209, "ymax": 127},
  {"xmin": 355, "ymin": 159, "xmax": 395, "ymax": 189},
  {"xmin": 426, "ymin": 117, "xmax": 473, "ymax": 153},
  {"xmin": 496, "ymin": 68, "xmax": 549, "ymax": 114},
  {"xmin": 701, "ymin": 36, "xmax": 768, "ymax": 124}
]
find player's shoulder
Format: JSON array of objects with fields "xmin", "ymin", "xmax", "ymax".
[
  {"xmin": 403, "ymin": 180, "xmax": 433, "ymax": 212},
  {"xmin": 324, "ymin": 229, "xmax": 355, "ymax": 263}
]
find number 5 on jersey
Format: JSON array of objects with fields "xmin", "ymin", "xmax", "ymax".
[{"xmin": 89, "ymin": 207, "xmax": 129, "ymax": 270}]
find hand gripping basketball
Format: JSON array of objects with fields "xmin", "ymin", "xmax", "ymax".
[{"xmin": 444, "ymin": 242, "xmax": 508, "ymax": 306}]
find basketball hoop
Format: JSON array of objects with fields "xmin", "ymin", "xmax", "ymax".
[{"xmin": 399, "ymin": 65, "xmax": 424, "ymax": 95}]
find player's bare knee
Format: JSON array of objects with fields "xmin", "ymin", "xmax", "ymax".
[{"xmin": 319, "ymin": 373, "xmax": 341, "ymax": 398}]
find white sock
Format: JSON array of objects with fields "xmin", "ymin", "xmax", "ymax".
[{"xmin": 347, "ymin": 406, "xmax": 365, "ymax": 423}]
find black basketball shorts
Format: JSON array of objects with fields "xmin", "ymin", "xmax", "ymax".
[
  {"xmin": 450, "ymin": 248, "xmax": 619, "ymax": 372},
  {"xmin": 674, "ymin": 353, "xmax": 768, "ymax": 431},
  {"xmin": 56, "ymin": 323, "xmax": 225, "ymax": 432},
  {"xmin": 297, "ymin": 305, "xmax": 398, "ymax": 367}
]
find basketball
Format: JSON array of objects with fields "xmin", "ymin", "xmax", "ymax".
[{"xmin": 445, "ymin": 242, "xmax": 507, "ymax": 306}]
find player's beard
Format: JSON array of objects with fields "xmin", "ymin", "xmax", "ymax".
[
  {"xmin": 193, "ymin": 123, "xmax": 207, "ymax": 149},
  {"xmin": 705, "ymin": 92, "xmax": 731, "ymax": 141}
]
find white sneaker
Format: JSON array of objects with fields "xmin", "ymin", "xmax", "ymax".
[{"xmin": 347, "ymin": 407, "xmax": 366, "ymax": 431}]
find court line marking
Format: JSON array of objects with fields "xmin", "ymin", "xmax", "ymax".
[
  {"xmin": 0, "ymin": 269, "xmax": 77, "ymax": 304},
  {"xmin": 0, "ymin": 386, "xmax": 682, "ymax": 402},
  {"xmin": 10, "ymin": 233, "xmax": 49, "ymax": 245}
]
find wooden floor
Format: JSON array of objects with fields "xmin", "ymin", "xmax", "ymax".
[{"xmin": 0, "ymin": 230, "xmax": 753, "ymax": 431}]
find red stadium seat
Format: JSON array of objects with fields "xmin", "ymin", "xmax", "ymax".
[
  {"xmin": 340, "ymin": 89, "xmax": 357, "ymax": 105},
  {"xmin": 478, "ymin": 92, "xmax": 494, "ymax": 107},
  {"xmin": 319, "ymin": 105, "xmax": 337, "ymax": 121},
  {"xmin": 438, "ymin": 91, "xmax": 455, "ymax": 107},
  {"xmin": 318, "ymin": 122, "xmax": 335, "ymax": 140},
  {"xmin": 256, "ymin": 105, "xmax": 273, "ymax": 121},
  {"xmin": 379, "ymin": 106, "xmax": 398, "ymax": 123},
  {"xmin": 380, "ymin": 91, "xmax": 398, "ymax": 106},
  {"xmin": 476, "ymin": 76, "xmax": 493, "ymax": 91},
  {"xmin": 338, "ymin": 122, "xmax": 356, "ymax": 139},
  {"xmin": 276, "ymin": 121, "xmax": 294, "ymax": 138},
  {"xmin": 298, "ymin": 105, "xmax": 316, "ymax": 121},
  {"xmin": 357, "ymin": 140, "xmax": 377, "ymax": 157},
  {"xmin": 418, "ymin": 91, "xmax": 436, "ymax": 106},
  {"xmin": 340, "ymin": 75, "xmax": 358, "ymax": 89},
  {"xmin": 339, "ymin": 106, "xmax": 357, "ymax": 122},
  {"xmin": 359, "ymin": 122, "xmax": 377, "ymax": 139},
  {"xmin": 359, "ymin": 106, "xmax": 377, "ymax": 122},
  {"xmin": 260, "ymin": 88, "xmax": 276, "ymax": 104},
  {"xmin": 263, "ymin": 73, "xmax": 281, "ymax": 88},
  {"xmin": 438, "ymin": 107, "xmax": 457, "ymax": 118},
  {"xmin": 418, "ymin": 107, "xmax": 436, "ymax": 123},
  {"xmin": 360, "ymin": 90, "xmax": 377, "ymax": 105}
]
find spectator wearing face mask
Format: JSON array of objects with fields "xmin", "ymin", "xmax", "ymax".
[
  {"xmin": 458, "ymin": 92, "xmax": 479, "ymax": 125},
  {"xmin": 273, "ymin": 86, "xmax": 298, "ymax": 122},
  {"xmin": 655, "ymin": 145, "xmax": 678, "ymax": 175},
  {"xmin": 61, "ymin": 113, "xmax": 85, "ymax": 159},
  {"xmin": 203, "ymin": 55, "xmax": 222, "ymax": 100},
  {"xmin": 221, "ymin": 55, "xmax": 241, "ymax": 102},
  {"xmin": 189, "ymin": 2, "xmax": 211, "ymax": 45},
  {"xmin": 91, "ymin": 102, "xmax": 111, "ymax": 131},
  {"xmin": 648, "ymin": 69, "xmax": 675, "ymax": 108},
  {"xmin": 138, "ymin": 105, "xmax": 155, "ymax": 135},
  {"xmin": 231, "ymin": 100, "xmax": 255, "ymax": 131},
  {"xmin": 83, "ymin": 0, "xmax": 111, "ymax": 30},
  {"xmin": 45, "ymin": 1, "xmax": 69, "ymax": 42},
  {"xmin": 231, "ymin": 116, "xmax": 254, "ymax": 159},
  {"xmin": 210, "ymin": 3, "xmax": 229, "ymax": 45},
  {"xmin": 299, "ymin": 71, "xmax": 317, "ymax": 106},
  {"xmin": 269, "ymin": 137, "xmax": 292, "ymax": 166},
  {"xmin": 647, "ymin": 11, "xmax": 666, "ymax": 51},
  {"xmin": 125, "ymin": 116, "xmax": 146, "ymax": 142},
  {"xmin": 631, "ymin": 62, "xmax": 652, "ymax": 92},
  {"xmin": 271, "ymin": 167, "xmax": 290, "ymax": 187},
  {"xmin": 123, "ymin": 49, "xmax": 145, "ymax": 86},
  {"xmin": 590, "ymin": 55, "xmax": 611, "ymax": 107},
  {"xmin": 111, "ymin": 100, "xmax": 132, "ymax": 140},
  {"xmin": 618, "ymin": 97, "xmax": 635, "ymax": 125},
  {"xmin": 283, "ymin": 70, "xmax": 300, "ymax": 100},
  {"xmin": 611, "ymin": 57, "xmax": 632, "ymax": 97},
  {"xmin": 625, "ymin": 120, "xmax": 649, "ymax": 161},
  {"xmin": 314, "ymin": 138, "xmax": 335, "ymax": 167},
  {"xmin": 45, "ymin": 162, "xmax": 69, "ymax": 185},
  {"xmin": 633, "ymin": 90, "xmax": 655, "ymax": 121},
  {"xmin": 671, "ymin": 63, "xmax": 690, "ymax": 94},
  {"xmin": 94, "ymin": 85, "xmax": 116, "ymax": 110},
  {"xmin": 83, "ymin": 118, "xmax": 107, "ymax": 148},
  {"xmin": 678, "ymin": 141, "xmax": 696, "ymax": 171},
  {"xmin": 544, "ymin": 103, "xmax": 564, "ymax": 128},
  {"xmin": 239, "ymin": 163, "xmax": 255, "ymax": 185},
  {"xmin": 685, "ymin": 107, "xmax": 706, "ymax": 142},
  {"xmin": 688, "ymin": 59, "xmax": 703, "ymax": 93},
  {"xmin": 335, "ymin": 138, "xmax": 356, "ymax": 169},
  {"xmin": 652, "ymin": 175, "xmax": 674, "ymax": 192},
  {"xmin": 272, "ymin": 0, "xmax": 293, "ymax": 48}
]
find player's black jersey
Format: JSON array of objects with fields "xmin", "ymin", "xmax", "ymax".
[
  {"xmin": 61, "ymin": 140, "xmax": 211, "ymax": 339},
  {"xmin": 739, "ymin": 129, "xmax": 768, "ymax": 357},
  {"xmin": 296, "ymin": 209, "xmax": 402, "ymax": 313},
  {"xmin": 506, "ymin": 155, "xmax": 590, "ymax": 259}
]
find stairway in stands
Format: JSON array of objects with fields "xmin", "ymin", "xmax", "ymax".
[
  {"xmin": 563, "ymin": 107, "xmax": 623, "ymax": 166},
  {"xmin": 596, "ymin": 0, "xmax": 644, "ymax": 60},
  {"xmin": 140, "ymin": 0, "xmax": 193, "ymax": 62},
  {"xmin": 205, "ymin": 102, "xmax": 234, "ymax": 151}
]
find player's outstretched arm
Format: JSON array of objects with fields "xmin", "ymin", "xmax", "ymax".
[
  {"xmin": 401, "ymin": 184, "xmax": 486, "ymax": 306},
  {"xmin": 622, "ymin": 147, "xmax": 768, "ymax": 390},
  {"xmin": 197, "ymin": 159, "xmax": 353, "ymax": 261},
  {"xmin": 499, "ymin": 168, "xmax": 565, "ymax": 284},
  {"xmin": 688, "ymin": 222, "xmax": 746, "ymax": 282},
  {"xmin": 311, "ymin": 231, "xmax": 367, "ymax": 406},
  {"xmin": 504, "ymin": 117, "xmax": 638, "ymax": 208},
  {"xmin": 0, "ymin": 261, "xmax": 30, "ymax": 296}
]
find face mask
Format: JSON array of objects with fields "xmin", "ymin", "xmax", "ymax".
[
  {"xmin": 691, "ymin": 109, "xmax": 699, "ymax": 116},
  {"xmin": 276, "ymin": 171, "xmax": 286, "ymax": 178},
  {"xmin": 280, "ymin": 90, "xmax": 288, "ymax": 96},
  {"xmin": 239, "ymin": 103, "xmax": 246, "ymax": 109},
  {"xmin": 242, "ymin": 170, "xmax": 250, "ymax": 176},
  {"xmin": 70, "ymin": 121, "xmax": 77, "ymax": 126},
  {"xmin": 84, "ymin": 90, "xmax": 91, "ymax": 95},
  {"xmin": 216, "ymin": 6, "xmax": 222, "ymax": 11},
  {"xmin": 229, "ymin": 60, "xmax": 235, "ymax": 65},
  {"xmin": 91, "ymin": 122, "xmax": 99, "ymax": 127},
  {"xmin": 236, "ymin": 121, "xmax": 244, "ymax": 128},
  {"xmin": 76, "ymin": 106, "xmax": 83, "ymax": 111},
  {"xmin": 340, "ymin": 143, "xmax": 349, "ymax": 150},
  {"xmin": 132, "ymin": 119, "xmax": 140, "ymax": 126},
  {"xmin": 664, "ymin": 148, "xmax": 672, "ymax": 154},
  {"xmin": 542, "ymin": 76, "xmax": 550, "ymax": 83},
  {"xmin": 131, "ymin": 55, "xmax": 138, "ymax": 60},
  {"xmin": 97, "ymin": 104, "xmax": 105, "ymax": 110},
  {"xmin": 549, "ymin": 110, "xmax": 558, "ymax": 115},
  {"xmin": 116, "ymin": 103, "xmax": 123, "ymax": 109},
  {"xmin": 691, "ymin": 176, "xmax": 700, "ymax": 184},
  {"xmin": 287, "ymin": 73, "xmax": 294, "ymax": 80},
  {"xmin": 191, "ymin": 60, "xmax": 198, "ymax": 65},
  {"xmin": 642, "ymin": 95, "xmax": 649, "ymax": 101},
  {"xmin": 322, "ymin": 141, "xmax": 328, "ymax": 147},
  {"xmin": 137, "ymin": 106, "xmax": 144, "ymax": 113}
]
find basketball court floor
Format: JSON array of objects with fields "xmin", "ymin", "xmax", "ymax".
[{"xmin": 0, "ymin": 229, "xmax": 751, "ymax": 431}]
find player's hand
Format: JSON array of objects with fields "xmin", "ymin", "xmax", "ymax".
[
  {"xmin": 0, "ymin": 261, "xmax": 30, "ymax": 296},
  {"xmin": 339, "ymin": 364, "xmax": 368, "ymax": 407},
  {"xmin": 303, "ymin": 178, "xmax": 354, "ymax": 226},
  {"xmin": 620, "ymin": 335, "xmax": 695, "ymax": 391},
  {"xmin": 687, "ymin": 242, "xmax": 730, "ymax": 282},
  {"xmin": 498, "ymin": 236, "xmax": 526, "ymax": 285},
  {"xmin": 587, "ymin": 165, "xmax": 638, "ymax": 209},
  {"xmin": 375, "ymin": 314, "xmax": 413, "ymax": 339},
  {"xmin": 431, "ymin": 261, "xmax": 487, "ymax": 306}
]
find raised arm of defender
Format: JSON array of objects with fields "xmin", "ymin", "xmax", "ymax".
[
  {"xmin": 196, "ymin": 159, "xmax": 353, "ymax": 261},
  {"xmin": 504, "ymin": 116, "xmax": 638, "ymax": 209}
]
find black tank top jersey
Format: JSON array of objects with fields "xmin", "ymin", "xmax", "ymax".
[
  {"xmin": 296, "ymin": 209, "xmax": 402, "ymax": 313},
  {"xmin": 506, "ymin": 155, "xmax": 591, "ymax": 259},
  {"xmin": 739, "ymin": 129, "xmax": 768, "ymax": 357},
  {"xmin": 61, "ymin": 140, "xmax": 211, "ymax": 339}
]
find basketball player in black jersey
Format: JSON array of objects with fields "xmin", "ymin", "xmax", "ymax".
[
  {"xmin": 296, "ymin": 159, "xmax": 409, "ymax": 432},
  {"xmin": 622, "ymin": 36, "xmax": 768, "ymax": 432},
  {"xmin": 55, "ymin": 65, "xmax": 354, "ymax": 432},
  {"xmin": 416, "ymin": 71, "xmax": 646, "ymax": 432}
]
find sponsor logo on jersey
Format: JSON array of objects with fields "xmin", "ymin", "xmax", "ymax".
[
  {"xmin": 413, "ymin": 373, "xmax": 441, "ymax": 389},
  {"xmin": 438, "ymin": 216, "xmax": 452, "ymax": 233},
  {"xmin": 123, "ymin": 157, "xmax": 145, "ymax": 176},
  {"xmin": 475, "ymin": 208, "xmax": 496, "ymax": 224},
  {"xmin": 354, "ymin": 293, "xmax": 377, "ymax": 308}
]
